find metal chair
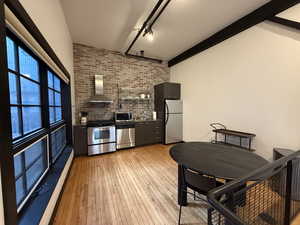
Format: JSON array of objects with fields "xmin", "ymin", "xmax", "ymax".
[{"xmin": 178, "ymin": 165, "xmax": 224, "ymax": 225}]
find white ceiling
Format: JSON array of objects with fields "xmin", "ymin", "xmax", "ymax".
[{"xmin": 61, "ymin": 0, "xmax": 271, "ymax": 61}]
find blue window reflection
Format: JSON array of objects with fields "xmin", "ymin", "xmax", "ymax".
[
  {"xmin": 22, "ymin": 107, "xmax": 41, "ymax": 134},
  {"xmin": 49, "ymin": 107, "xmax": 55, "ymax": 124},
  {"xmin": 55, "ymin": 92, "xmax": 61, "ymax": 106},
  {"xmin": 15, "ymin": 177, "xmax": 25, "ymax": 206},
  {"xmin": 51, "ymin": 126, "xmax": 66, "ymax": 162},
  {"xmin": 6, "ymin": 37, "xmax": 16, "ymax": 71},
  {"xmin": 20, "ymin": 77, "xmax": 41, "ymax": 105},
  {"xmin": 13, "ymin": 137, "xmax": 49, "ymax": 209},
  {"xmin": 11, "ymin": 107, "xmax": 21, "ymax": 139},
  {"xmin": 54, "ymin": 76, "xmax": 61, "ymax": 91},
  {"xmin": 19, "ymin": 47, "xmax": 39, "ymax": 82},
  {"xmin": 48, "ymin": 90, "xmax": 54, "ymax": 106},
  {"xmin": 48, "ymin": 71, "xmax": 53, "ymax": 89},
  {"xmin": 9, "ymin": 73, "xmax": 18, "ymax": 104},
  {"xmin": 55, "ymin": 108, "xmax": 62, "ymax": 121}
]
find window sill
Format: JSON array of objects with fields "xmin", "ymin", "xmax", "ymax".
[{"xmin": 17, "ymin": 147, "xmax": 73, "ymax": 225}]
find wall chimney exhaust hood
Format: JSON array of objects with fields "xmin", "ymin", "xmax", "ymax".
[{"xmin": 88, "ymin": 75, "xmax": 113, "ymax": 104}]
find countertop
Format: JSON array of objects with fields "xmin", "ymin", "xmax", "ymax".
[{"xmin": 74, "ymin": 119, "xmax": 162, "ymax": 127}]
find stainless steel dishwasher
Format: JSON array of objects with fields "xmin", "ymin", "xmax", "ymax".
[{"xmin": 116, "ymin": 123, "xmax": 135, "ymax": 149}]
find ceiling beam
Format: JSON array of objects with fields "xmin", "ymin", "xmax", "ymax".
[
  {"xmin": 268, "ymin": 16, "xmax": 300, "ymax": 30},
  {"xmin": 168, "ymin": 0, "xmax": 300, "ymax": 67}
]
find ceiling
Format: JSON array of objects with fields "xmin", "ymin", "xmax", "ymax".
[{"xmin": 61, "ymin": 0, "xmax": 271, "ymax": 61}]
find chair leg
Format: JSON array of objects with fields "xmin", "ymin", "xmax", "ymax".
[
  {"xmin": 178, "ymin": 205, "xmax": 182, "ymax": 225},
  {"xmin": 194, "ymin": 191, "xmax": 196, "ymax": 200}
]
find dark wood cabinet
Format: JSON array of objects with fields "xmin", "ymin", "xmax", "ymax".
[
  {"xmin": 154, "ymin": 82, "xmax": 181, "ymax": 113},
  {"xmin": 73, "ymin": 125, "xmax": 88, "ymax": 156},
  {"xmin": 135, "ymin": 121, "xmax": 162, "ymax": 146}
]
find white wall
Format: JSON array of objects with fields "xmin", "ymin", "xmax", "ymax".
[
  {"xmin": 170, "ymin": 8, "xmax": 300, "ymax": 159},
  {"xmin": 20, "ymin": 0, "xmax": 76, "ymax": 123}
]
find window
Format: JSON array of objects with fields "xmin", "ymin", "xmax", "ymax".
[
  {"xmin": 13, "ymin": 136, "xmax": 49, "ymax": 211},
  {"xmin": 5, "ymin": 31, "xmax": 70, "ymax": 215},
  {"xmin": 6, "ymin": 37, "xmax": 42, "ymax": 140},
  {"xmin": 51, "ymin": 125, "xmax": 66, "ymax": 163},
  {"xmin": 48, "ymin": 71, "xmax": 62, "ymax": 124}
]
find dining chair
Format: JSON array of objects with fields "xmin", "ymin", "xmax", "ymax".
[{"xmin": 178, "ymin": 165, "xmax": 224, "ymax": 225}]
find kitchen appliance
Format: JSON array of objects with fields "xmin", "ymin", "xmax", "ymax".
[
  {"xmin": 165, "ymin": 100, "xmax": 183, "ymax": 144},
  {"xmin": 87, "ymin": 120, "xmax": 116, "ymax": 155},
  {"xmin": 88, "ymin": 75, "xmax": 113, "ymax": 104},
  {"xmin": 115, "ymin": 112, "xmax": 135, "ymax": 149},
  {"xmin": 116, "ymin": 123, "xmax": 135, "ymax": 149},
  {"xmin": 115, "ymin": 112, "xmax": 133, "ymax": 122}
]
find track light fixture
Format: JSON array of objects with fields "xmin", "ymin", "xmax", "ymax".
[{"xmin": 144, "ymin": 27, "xmax": 154, "ymax": 42}]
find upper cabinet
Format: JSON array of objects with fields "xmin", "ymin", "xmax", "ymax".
[{"xmin": 154, "ymin": 82, "xmax": 181, "ymax": 100}]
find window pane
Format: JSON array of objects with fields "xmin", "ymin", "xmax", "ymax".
[
  {"xmin": 55, "ymin": 107, "xmax": 62, "ymax": 121},
  {"xmin": 49, "ymin": 107, "xmax": 55, "ymax": 124},
  {"xmin": 48, "ymin": 71, "xmax": 53, "ymax": 89},
  {"xmin": 14, "ymin": 154, "xmax": 23, "ymax": 178},
  {"xmin": 22, "ymin": 107, "xmax": 41, "ymax": 134},
  {"xmin": 19, "ymin": 47, "xmax": 39, "ymax": 82},
  {"xmin": 9, "ymin": 73, "xmax": 18, "ymax": 104},
  {"xmin": 15, "ymin": 177, "xmax": 25, "ymax": 206},
  {"xmin": 51, "ymin": 126, "xmax": 66, "ymax": 162},
  {"xmin": 20, "ymin": 77, "xmax": 40, "ymax": 105},
  {"xmin": 25, "ymin": 141, "xmax": 43, "ymax": 169},
  {"xmin": 53, "ymin": 75, "xmax": 61, "ymax": 91},
  {"xmin": 26, "ymin": 156, "xmax": 47, "ymax": 190},
  {"xmin": 14, "ymin": 137, "xmax": 48, "ymax": 210},
  {"xmin": 6, "ymin": 37, "xmax": 16, "ymax": 71},
  {"xmin": 48, "ymin": 90, "xmax": 54, "ymax": 106},
  {"xmin": 55, "ymin": 92, "xmax": 61, "ymax": 106},
  {"xmin": 11, "ymin": 107, "xmax": 21, "ymax": 139}
]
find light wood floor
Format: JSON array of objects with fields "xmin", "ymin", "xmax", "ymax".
[{"xmin": 53, "ymin": 145, "xmax": 208, "ymax": 225}]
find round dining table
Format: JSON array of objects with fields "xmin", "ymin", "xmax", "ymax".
[{"xmin": 170, "ymin": 142, "xmax": 269, "ymax": 205}]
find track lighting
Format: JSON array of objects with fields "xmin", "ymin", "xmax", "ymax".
[{"xmin": 146, "ymin": 29, "xmax": 154, "ymax": 42}]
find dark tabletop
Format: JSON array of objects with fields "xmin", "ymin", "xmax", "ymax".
[{"xmin": 170, "ymin": 142, "xmax": 269, "ymax": 180}]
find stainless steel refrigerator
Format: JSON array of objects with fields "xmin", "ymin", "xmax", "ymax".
[{"xmin": 165, "ymin": 100, "xmax": 183, "ymax": 144}]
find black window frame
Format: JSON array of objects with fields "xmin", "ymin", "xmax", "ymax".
[
  {"xmin": 13, "ymin": 135, "xmax": 49, "ymax": 212},
  {"xmin": 47, "ymin": 70, "xmax": 64, "ymax": 125},
  {"xmin": 6, "ymin": 34, "xmax": 44, "ymax": 142},
  {"xmin": 4, "ymin": 28, "xmax": 71, "ymax": 216}
]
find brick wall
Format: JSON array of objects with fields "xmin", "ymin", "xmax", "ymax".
[{"xmin": 73, "ymin": 43, "xmax": 170, "ymax": 123}]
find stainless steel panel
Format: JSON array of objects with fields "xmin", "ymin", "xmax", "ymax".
[
  {"xmin": 88, "ymin": 143, "xmax": 116, "ymax": 156},
  {"xmin": 117, "ymin": 128, "xmax": 135, "ymax": 149},
  {"xmin": 87, "ymin": 126, "xmax": 116, "ymax": 145},
  {"xmin": 95, "ymin": 75, "xmax": 104, "ymax": 95},
  {"xmin": 165, "ymin": 114, "xmax": 183, "ymax": 144},
  {"xmin": 165, "ymin": 100, "xmax": 183, "ymax": 114}
]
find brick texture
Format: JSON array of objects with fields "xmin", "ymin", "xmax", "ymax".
[{"xmin": 73, "ymin": 43, "xmax": 170, "ymax": 123}]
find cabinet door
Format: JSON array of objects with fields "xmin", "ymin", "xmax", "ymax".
[
  {"xmin": 135, "ymin": 123, "xmax": 147, "ymax": 146},
  {"xmin": 135, "ymin": 122, "xmax": 163, "ymax": 146},
  {"xmin": 73, "ymin": 126, "xmax": 88, "ymax": 156},
  {"xmin": 163, "ymin": 83, "xmax": 181, "ymax": 99}
]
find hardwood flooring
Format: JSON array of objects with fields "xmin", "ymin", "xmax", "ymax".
[
  {"xmin": 52, "ymin": 144, "xmax": 300, "ymax": 225},
  {"xmin": 52, "ymin": 145, "xmax": 208, "ymax": 225}
]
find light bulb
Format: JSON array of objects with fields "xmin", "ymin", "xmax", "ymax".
[{"xmin": 146, "ymin": 31, "xmax": 154, "ymax": 42}]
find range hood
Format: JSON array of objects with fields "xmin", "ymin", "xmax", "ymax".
[{"xmin": 88, "ymin": 75, "xmax": 113, "ymax": 104}]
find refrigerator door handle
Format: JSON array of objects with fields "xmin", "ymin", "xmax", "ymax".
[{"xmin": 165, "ymin": 102, "xmax": 169, "ymax": 125}]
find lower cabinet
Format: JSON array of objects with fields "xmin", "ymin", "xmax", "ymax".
[
  {"xmin": 135, "ymin": 121, "xmax": 162, "ymax": 146},
  {"xmin": 73, "ymin": 125, "xmax": 88, "ymax": 156}
]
